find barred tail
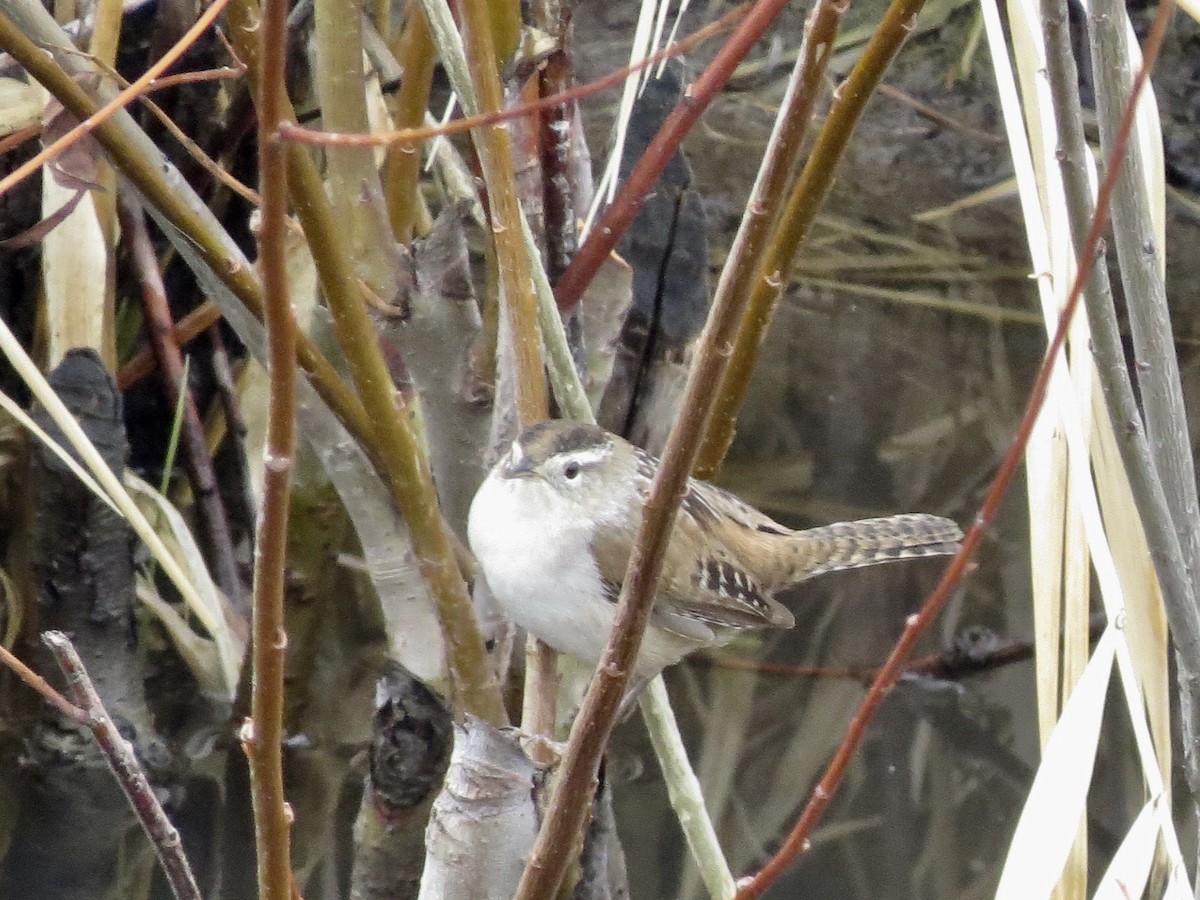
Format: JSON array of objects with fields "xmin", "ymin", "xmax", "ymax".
[{"xmin": 784, "ymin": 513, "xmax": 962, "ymax": 584}]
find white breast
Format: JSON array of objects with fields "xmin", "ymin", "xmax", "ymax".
[
  {"xmin": 468, "ymin": 472, "xmax": 613, "ymax": 665},
  {"xmin": 467, "ymin": 471, "xmax": 712, "ymax": 676}
]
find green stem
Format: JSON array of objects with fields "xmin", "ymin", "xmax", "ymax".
[
  {"xmin": 249, "ymin": 0, "xmax": 295, "ymax": 889},
  {"xmin": 226, "ymin": 0, "xmax": 506, "ymax": 725},
  {"xmin": 313, "ymin": 0, "xmax": 397, "ymax": 298},
  {"xmin": 694, "ymin": 0, "xmax": 846, "ymax": 478},
  {"xmin": 457, "ymin": 0, "xmax": 549, "ymax": 427},
  {"xmin": 701, "ymin": 0, "xmax": 921, "ymax": 478},
  {"xmin": 384, "ymin": 1, "xmax": 437, "ymax": 243}
]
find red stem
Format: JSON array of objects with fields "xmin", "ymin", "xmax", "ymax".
[
  {"xmin": 735, "ymin": 1, "xmax": 1175, "ymax": 893},
  {"xmin": 551, "ymin": 0, "xmax": 792, "ymax": 310}
]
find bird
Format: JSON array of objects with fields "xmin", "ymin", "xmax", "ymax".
[{"xmin": 467, "ymin": 419, "xmax": 962, "ymax": 684}]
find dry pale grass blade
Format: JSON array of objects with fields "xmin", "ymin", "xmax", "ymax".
[
  {"xmin": 1014, "ymin": 0, "xmax": 1174, "ymax": 807},
  {"xmin": 582, "ymin": 0, "xmax": 664, "ymax": 231},
  {"xmin": 993, "ymin": 628, "xmax": 1116, "ymax": 899},
  {"xmin": 1090, "ymin": 794, "xmax": 1160, "ymax": 900},
  {"xmin": 983, "ymin": 0, "xmax": 1187, "ymax": 896},
  {"xmin": 1089, "ymin": 385, "xmax": 1171, "ymax": 785},
  {"xmin": 136, "ymin": 579, "xmax": 235, "ymax": 698},
  {"xmin": 39, "ymin": 86, "xmax": 111, "ymax": 366},
  {"xmin": 0, "ymin": 77, "xmax": 40, "ymax": 135},
  {"xmin": 0, "ymin": 315, "xmax": 224, "ymax": 649},
  {"xmin": 1179, "ymin": 0, "xmax": 1200, "ymax": 23},
  {"xmin": 0, "ymin": 393, "xmax": 118, "ymax": 515},
  {"xmin": 1025, "ymin": 408, "xmax": 1066, "ymax": 742},
  {"xmin": 911, "ymin": 176, "xmax": 1015, "ymax": 222},
  {"xmin": 1110, "ymin": 632, "xmax": 1189, "ymax": 866},
  {"xmin": 127, "ymin": 474, "xmax": 244, "ymax": 696},
  {"xmin": 1007, "ymin": 5, "xmax": 1097, "ymax": 895}
]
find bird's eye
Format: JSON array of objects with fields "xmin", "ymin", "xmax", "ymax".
[{"xmin": 563, "ymin": 461, "xmax": 581, "ymax": 480}]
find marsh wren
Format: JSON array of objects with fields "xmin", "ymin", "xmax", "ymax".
[{"xmin": 468, "ymin": 420, "xmax": 962, "ymax": 682}]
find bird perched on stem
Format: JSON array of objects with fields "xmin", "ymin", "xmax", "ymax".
[{"xmin": 468, "ymin": 420, "xmax": 962, "ymax": 686}]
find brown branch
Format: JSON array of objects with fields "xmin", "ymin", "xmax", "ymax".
[
  {"xmin": 700, "ymin": 613, "xmax": 1107, "ymax": 681},
  {"xmin": 116, "ymin": 300, "xmax": 221, "ymax": 390},
  {"xmin": 147, "ymin": 64, "xmax": 244, "ymax": 91},
  {"xmin": 247, "ymin": 0, "xmax": 296, "ymax": 889},
  {"xmin": 277, "ymin": 4, "xmax": 749, "ymax": 149},
  {"xmin": 875, "ymin": 83, "xmax": 1004, "ymax": 144},
  {"xmin": 41, "ymin": 631, "xmax": 202, "ymax": 900},
  {"xmin": 513, "ymin": 15, "xmax": 793, "ymax": 898},
  {"xmin": 119, "ymin": 196, "xmax": 246, "ymax": 614},
  {"xmin": 734, "ymin": 2, "xmax": 1174, "ymax": 892},
  {"xmin": 551, "ymin": 0, "xmax": 790, "ymax": 312},
  {"xmin": 534, "ymin": 1, "xmax": 579, "ymax": 283},
  {"xmin": 207, "ymin": 324, "xmax": 259, "ymax": 534},
  {"xmin": 0, "ymin": 121, "xmax": 40, "ymax": 155}
]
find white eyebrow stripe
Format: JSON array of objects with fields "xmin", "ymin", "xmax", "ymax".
[
  {"xmin": 510, "ymin": 440, "xmax": 524, "ymax": 464},
  {"xmin": 564, "ymin": 446, "xmax": 610, "ymax": 469}
]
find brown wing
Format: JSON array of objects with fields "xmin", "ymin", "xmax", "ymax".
[
  {"xmin": 589, "ymin": 479, "xmax": 794, "ymax": 639},
  {"xmin": 659, "ymin": 482, "xmax": 795, "ymax": 630}
]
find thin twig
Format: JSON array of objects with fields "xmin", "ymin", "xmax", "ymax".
[
  {"xmin": 875, "ymin": 82, "xmax": 1003, "ymax": 143},
  {"xmin": 0, "ymin": 0, "xmax": 231, "ymax": 200},
  {"xmin": 247, "ymin": 0, "xmax": 296, "ymax": 890},
  {"xmin": 41, "ymin": 631, "xmax": 202, "ymax": 900},
  {"xmin": 733, "ymin": 2, "xmax": 1174, "ymax": 892},
  {"xmin": 0, "ymin": 121, "xmax": 40, "ymax": 154},
  {"xmin": 147, "ymin": 64, "xmax": 244, "ymax": 91},
  {"xmin": 551, "ymin": 0, "xmax": 790, "ymax": 312},
  {"xmin": 207, "ymin": 324, "xmax": 259, "ymax": 531},
  {"xmin": 119, "ymin": 196, "xmax": 245, "ymax": 613},
  {"xmin": 278, "ymin": 4, "xmax": 749, "ymax": 149},
  {"xmin": 0, "ymin": 640, "xmax": 85, "ymax": 722},
  {"xmin": 116, "ymin": 300, "xmax": 221, "ymax": 389},
  {"xmin": 701, "ymin": 613, "xmax": 1107, "ymax": 681}
]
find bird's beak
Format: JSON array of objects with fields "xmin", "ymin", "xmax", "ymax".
[{"xmin": 501, "ymin": 455, "xmax": 534, "ymax": 478}]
